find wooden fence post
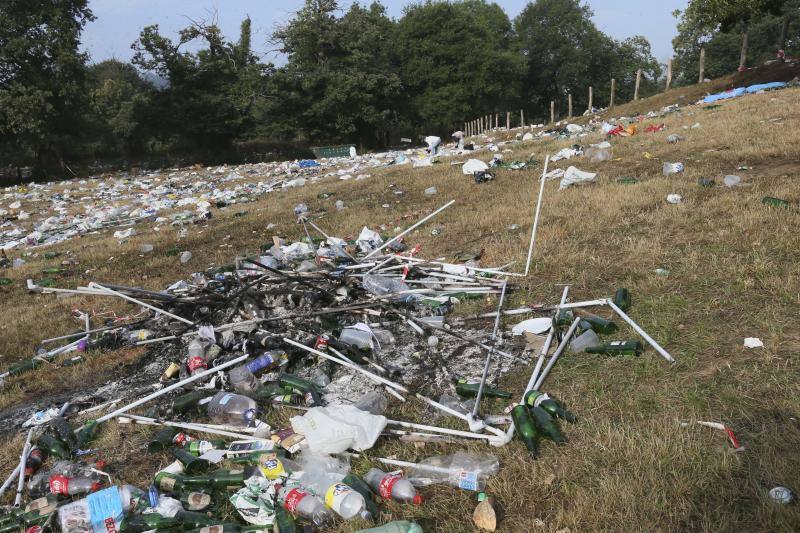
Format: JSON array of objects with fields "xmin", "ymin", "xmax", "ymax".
[
  {"xmin": 634, "ymin": 69, "xmax": 642, "ymax": 101},
  {"xmin": 568, "ymin": 94, "xmax": 573, "ymax": 119},
  {"xmin": 520, "ymin": 109, "xmax": 524, "ymax": 129},
  {"xmin": 495, "ymin": 113, "xmax": 498, "ymax": 129},
  {"xmin": 610, "ymin": 78, "xmax": 616, "ymax": 108},
  {"xmin": 506, "ymin": 111, "xmax": 510, "ymax": 130},
  {"xmin": 665, "ymin": 58, "xmax": 673, "ymax": 92},
  {"xmin": 588, "ymin": 86, "xmax": 593, "ymax": 113},
  {"xmin": 698, "ymin": 47, "xmax": 706, "ymax": 83},
  {"xmin": 550, "ymin": 101, "xmax": 555, "ymax": 124}
]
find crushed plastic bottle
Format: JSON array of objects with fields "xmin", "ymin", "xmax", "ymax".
[
  {"xmin": 663, "ymin": 162, "xmax": 684, "ymax": 176},
  {"xmin": 207, "ymin": 392, "xmax": 259, "ymax": 427},
  {"xmin": 364, "ymin": 468, "xmax": 423, "ymax": 505},
  {"xmin": 276, "ymin": 484, "xmax": 333, "ymax": 527},
  {"xmin": 407, "ymin": 453, "xmax": 499, "ymax": 492},
  {"xmin": 362, "ymin": 274, "xmax": 410, "ymax": 298}
]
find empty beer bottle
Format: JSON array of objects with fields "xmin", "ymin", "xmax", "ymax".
[
  {"xmin": 9, "ymin": 358, "xmax": 42, "ymax": 376},
  {"xmin": 273, "ymin": 506, "xmax": 296, "ymax": 533},
  {"xmin": 184, "ymin": 525, "xmax": 239, "ymax": 533},
  {"xmin": 523, "ymin": 391, "xmax": 576, "ymax": 423},
  {"xmin": 171, "ymin": 391, "xmax": 211, "ymax": 414},
  {"xmin": 154, "ymin": 471, "xmax": 185, "ymax": 493},
  {"xmin": 120, "ymin": 513, "xmax": 180, "ymax": 532},
  {"xmin": 24, "ymin": 448, "xmax": 45, "ymax": 479},
  {"xmin": 455, "ymin": 379, "xmax": 511, "ymax": 399},
  {"xmin": 35, "ymin": 434, "xmax": 70, "ymax": 460},
  {"xmin": 613, "ymin": 288, "xmax": 631, "ymax": 311},
  {"xmin": 251, "ymin": 381, "xmax": 286, "ymax": 401},
  {"xmin": 176, "ymin": 510, "xmax": 218, "ymax": 528},
  {"xmin": 586, "ymin": 340, "xmax": 643, "ymax": 357},
  {"xmin": 75, "ymin": 419, "xmax": 99, "ymax": 448},
  {"xmin": 185, "ymin": 469, "xmax": 245, "ymax": 491},
  {"xmin": 529, "ymin": 406, "xmax": 566, "ymax": 444},
  {"xmin": 555, "ymin": 309, "xmax": 574, "ymax": 327},
  {"xmin": 278, "ymin": 373, "xmax": 323, "ymax": 406},
  {"xmin": 763, "ymin": 196, "xmax": 790, "ymax": 208},
  {"xmin": 574, "ymin": 312, "xmax": 618, "ymax": 335},
  {"xmin": 148, "ymin": 427, "xmax": 180, "ymax": 453},
  {"xmin": 511, "ymin": 404, "xmax": 540, "ymax": 456},
  {"xmin": 171, "ymin": 448, "xmax": 212, "ymax": 475}
]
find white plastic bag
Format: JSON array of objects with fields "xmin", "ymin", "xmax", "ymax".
[
  {"xmin": 558, "ymin": 167, "xmax": 597, "ymax": 190},
  {"xmin": 291, "ymin": 405, "xmax": 387, "ymax": 454}
]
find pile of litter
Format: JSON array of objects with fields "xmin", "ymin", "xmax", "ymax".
[{"xmin": 0, "ymin": 190, "xmax": 681, "ymax": 531}]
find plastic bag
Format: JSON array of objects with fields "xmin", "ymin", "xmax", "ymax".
[{"xmin": 291, "ymin": 405, "xmax": 387, "ymax": 454}]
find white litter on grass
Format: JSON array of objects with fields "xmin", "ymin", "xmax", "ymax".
[
  {"xmin": 511, "ymin": 317, "xmax": 552, "ymax": 336},
  {"xmin": 744, "ymin": 337, "xmax": 764, "ymax": 348},
  {"xmin": 666, "ymin": 194, "xmax": 683, "ymax": 204},
  {"xmin": 462, "ymin": 159, "xmax": 489, "ymax": 175},
  {"xmin": 559, "ymin": 167, "xmax": 597, "ymax": 190}
]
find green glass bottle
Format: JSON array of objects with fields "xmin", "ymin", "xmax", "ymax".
[
  {"xmin": 154, "ymin": 472, "xmax": 186, "ymax": 493},
  {"xmin": 617, "ymin": 177, "xmax": 638, "ymax": 184},
  {"xmin": 9, "ymin": 358, "xmax": 42, "ymax": 376},
  {"xmin": 342, "ymin": 473, "xmax": 379, "ymax": 520},
  {"xmin": 180, "ymin": 470, "xmax": 245, "ymax": 492},
  {"xmin": 171, "ymin": 391, "xmax": 211, "ymax": 414},
  {"xmin": 511, "ymin": 404, "xmax": 540, "ymax": 457},
  {"xmin": 0, "ymin": 520, "xmax": 22, "ymax": 533},
  {"xmin": 278, "ymin": 373, "xmax": 317, "ymax": 393},
  {"xmin": 555, "ymin": 309, "xmax": 574, "ymax": 327},
  {"xmin": 529, "ymin": 406, "xmax": 566, "ymax": 444},
  {"xmin": 586, "ymin": 340, "xmax": 643, "ymax": 357},
  {"xmin": 149, "ymin": 427, "xmax": 180, "ymax": 453},
  {"xmin": 763, "ymin": 196, "xmax": 790, "ymax": 208},
  {"xmin": 575, "ymin": 313, "xmax": 618, "ymax": 335},
  {"xmin": 76, "ymin": 419, "xmax": 99, "ymax": 448},
  {"xmin": 35, "ymin": 434, "xmax": 70, "ymax": 459},
  {"xmin": 176, "ymin": 510, "xmax": 217, "ymax": 528},
  {"xmin": 613, "ymin": 288, "xmax": 631, "ymax": 311},
  {"xmin": 185, "ymin": 439, "xmax": 227, "ymax": 457},
  {"xmin": 455, "ymin": 379, "xmax": 511, "ymax": 399},
  {"xmin": 121, "ymin": 513, "xmax": 180, "ymax": 532},
  {"xmin": 273, "ymin": 506, "xmax": 296, "ymax": 533},
  {"xmin": 523, "ymin": 391, "xmax": 576, "ymax": 423},
  {"xmin": 184, "ymin": 525, "xmax": 240, "ymax": 533},
  {"xmin": 0, "ymin": 278, "xmax": 11, "ymax": 286},
  {"xmin": 227, "ymin": 450, "xmax": 286, "ymax": 466},
  {"xmin": 251, "ymin": 381, "xmax": 286, "ymax": 401},
  {"xmin": 172, "ymin": 448, "xmax": 212, "ymax": 475}
]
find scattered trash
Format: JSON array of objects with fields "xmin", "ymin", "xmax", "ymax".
[
  {"xmin": 559, "ymin": 167, "xmax": 597, "ymax": 190},
  {"xmin": 139, "ymin": 244, "xmax": 154, "ymax": 254},
  {"xmin": 744, "ymin": 337, "xmax": 763, "ymax": 348},
  {"xmin": 655, "ymin": 268, "xmax": 670, "ymax": 276},
  {"xmin": 698, "ymin": 178, "xmax": 715, "ymax": 188},
  {"xmin": 179, "ymin": 251, "xmax": 192, "ymax": 264},
  {"xmin": 462, "ymin": 159, "xmax": 489, "ymax": 175},
  {"xmin": 680, "ymin": 420, "xmax": 746, "ymax": 452},
  {"xmin": 335, "ymin": 200, "xmax": 345, "ymax": 211},
  {"xmin": 424, "ymin": 187, "xmax": 438, "ymax": 196},
  {"xmin": 769, "ymin": 486, "xmax": 795, "ymax": 504},
  {"xmin": 585, "ymin": 146, "xmax": 612, "ymax": 163},
  {"xmin": 666, "ymin": 194, "xmax": 683, "ymax": 204},
  {"xmin": 763, "ymin": 197, "xmax": 790, "ymax": 208},
  {"xmin": 667, "ymin": 134, "xmax": 684, "ymax": 144},
  {"xmin": 473, "ymin": 493, "xmax": 497, "ymax": 531},
  {"xmin": 723, "ymin": 175, "xmax": 742, "ymax": 187},
  {"xmin": 511, "ymin": 318, "xmax": 552, "ymax": 336},
  {"xmin": 663, "ymin": 163, "xmax": 684, "ymax": 176},
  {"xmin": 474, "ymin": 171, "xmax": 495, "ymax": 184}
]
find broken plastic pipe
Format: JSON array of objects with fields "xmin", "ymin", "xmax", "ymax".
[
  {"xmin": 606, "ymin": 299, "xmax": 676, "ymax": 364},
  {"xmin": 363, "ymin": 200, "xmax": 456, "ymax": 260},
  {"xmin": 533, "ymin": 317, "xmax": 582, "ymax": 391},
  {"xmin": 87, "ymin": 282, "xmax": 194, "ymax": 326},
  {"xmin": 118, "ymin": 414, "xmax": 270, "ymax": 442},
  {"xmin": 13, "ymin": 429, "xmax": 33, "ymax": 507},
  {"xmin": 524, "ymin": 155, "xmax": 550, "ymax": 276},
  {"xmin": 472, "ymin": 279, "xmax": 508, "ymax": 418},
  {"xmin": 528, "ymin": 286, "xmax": 570, "ymax": 390}
]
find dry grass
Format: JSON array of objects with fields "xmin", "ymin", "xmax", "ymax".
[{"xmin": 1, "ymin": 85, "xmax": 799, "ymax": 531}]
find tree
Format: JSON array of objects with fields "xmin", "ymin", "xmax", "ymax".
[
  {"xmin": 396, "ymin": 0, "xmax": 522, "ymax": 133},
  {"xmin": 269, "ymin": 1, "xmax": 402, "ymax": 148},
  {"xmin": 132, "ymin": 16, "xmax": 269, "ymax": 159},
  {"xmin": 0, "ymin": 0, "xmax": 95, "ymax": 176}
]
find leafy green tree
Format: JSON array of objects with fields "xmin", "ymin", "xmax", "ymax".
[
  {"xmin": 396, "ymin": 0, "xmax": 523, "ymax": 133},
  {"xmin": 132, "ymin": 16, "xmax": 269, "ymax": 159},
  {"xmin": 268, "ymin": 1, "xmax": 402, "ymax": 148},
  {"xmin": 0, "ymin": 0, "xmax": 95, "ymax": 176}
]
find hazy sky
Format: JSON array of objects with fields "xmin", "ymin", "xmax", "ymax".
[{"xmin": 82, "ymin": 0, "xmax": 689, "ymax": 65}]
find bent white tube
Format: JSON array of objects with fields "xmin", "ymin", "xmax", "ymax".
[
  {"xmin": 528, "ymin": 286, "xmax": 570, "ymax": 389},
  {"xmin": 95, "ymin": 354, "xmax": 248, "ymax": 424},
  {"xmin": 13, "ymin": 429, "xmax": 33, "ymax": 507},
  {"xmin": 0, "ymin": 465, "xmax": 21, "ymax": 500},
  {"xmin": 364, "ymin": 200, "xmax": 456, "ymax": 259},
  {"xmin": 387, "ymin": 419, "xmax": 494, "ymax": 441},
  {"xmin": 607, "ymin": 299, "xmax": 676, "ymax": 364},
  {"xmin": 88, "ymin": 282, "xmax": 194, "ymax": 326},
  {"xmin": 118, "ymin": 414, "xmax": 269, "ymax": 442},
  {"xmin": 524, "ymin": 155, "xmax": 550, "ymax": 276},
  {"xmin": 533, "ymin": 317, "xmax": 581, "ymax": 391}
]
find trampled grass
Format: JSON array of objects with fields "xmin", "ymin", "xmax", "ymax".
[{"xmin": 0, "ymin": 82, "xmax": 799, "ymax": 531}]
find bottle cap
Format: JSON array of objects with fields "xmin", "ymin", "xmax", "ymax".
[{"xmin": 412, "ymin": 494, "xmax": 424, "ymax": 505}]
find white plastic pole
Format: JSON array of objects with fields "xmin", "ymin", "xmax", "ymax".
[
  {"xmin": 607, "ymin": 299, "xmax": 676, "ymax": 363},
  {"xmin": 528, "ymin": 286, "xmax": 570, "ymax": 390},
  {"xmin": 0, "ymin": 465, "xmax": 21, "ymax": 500},
  {"xmin": 95, "ymin": 354, "xmax": 248, "ymax": 424},
  {"xmin": 14, "ymin": 429, "xmax": 33, "ymax": 506},
  {"xmin": 363, "ymin": 200, "xmax": 455, "ymax": 259},
  {"xmin": 386, "ymin": 419, "xmax": 495, "ymax": 441},
  {"xmin": 533, "ymin": 317, "xmax": 581, "ymax": 391},
  {"xmin": 88, "ymin": 282, "xmax": 194, "ymax": 326},
  {"xmin": 472, "ymin": 279, "xmax": 508, "ymax": 417},
  {"xmin": 524, "ymin": 155, "xmax": 550, "ymax": 276}
]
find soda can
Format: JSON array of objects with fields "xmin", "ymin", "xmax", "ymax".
[{"xmin": 314, "ymin": 335, "xmax": 329, "ymax": 352}]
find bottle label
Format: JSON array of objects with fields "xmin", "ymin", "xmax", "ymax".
[
  {"xmin": 283, "ymin": 488, "xmax": 307, "ymax": 513},
  {"xmin": 324, "ymin": 483, "xmax": 354, "ymax": 514},
  {"xmin": 377, "ymin": 472, "xmax": 402, "ymax": 499},
  {"xmin": 258, "ymin": 456, "xmax": 285, "ymax": 480},
  {"xmin": 136, "ymin": 330, "xmax": 149, "ymax": 341},
  {"xmin": 217, "ymin": 393, "xmax": 234, "ymax": 406},
  {"xmin": 246, "ymin": 354, "xmax": 276, "ymax": 373},
  {"xmin": 49, "ymin": 475, "xmax": 69, "ymax": 496},
  {"xmin": 456, "ymin": 470, "xmax": 479, "ymax": 491},
  {"xmin": 86, "ymin": 486, "xmax": 124, "ymax": 533},
  {"xmin": 187, "ymin": 356, "xmax": 207, "ymax": 373},
  {"xmin": 172, "ymin": 433, "xmax": 194, "ymax": 446},
  {"xmin": 186, "ymin": 493, "xmax": 211, "ymax": 510},
  {"xmin": 158, "ymin": 476, "xmax": 176, "ymax": 492},
  {"xmin": 190, "ymin": 441, "xmax": 216, "ymax": 455},
  {"xmin": 198, "ymin": 527, "xmax": 223, "ymax": 533},
  {"xmin": 610, "ymin": 341, "xmax": 625, "ymax": 347},
  {"xmin": 533, "ymin": 393, "xmax": 551, "ymax": 408},
  {"xmin": 26, "ymin": 497, "xmax": 55, "ymax": 513}
]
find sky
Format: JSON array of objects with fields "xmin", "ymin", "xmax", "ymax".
[{"xmin": 81, "ymin": 0, "xmax": 689, "ymax": 65}]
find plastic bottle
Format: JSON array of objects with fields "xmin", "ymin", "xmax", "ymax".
[
  {"xmin": 362, "ymin": 275, "xmax": 410, "ymax": 297},
  {"xmin": 322, "ymin": 482, "xmax": 366, "ymax": 519},
  {"xmin": 364, "ymin": 469, "xmax": 423, "ymax": 505},
  {"xmin": 127, "ymin": 329, "xmax": 153, "ymax": 342},
  {"xmin": 339, "ymin": 327, "xmax": 373, "ymax": 350},
  {"xmin": 228, "ymin": 351, "xmax": 288, "ymax": 394},
  {"xmin": 206, "ymin": 392, "xmax": 258, "ymax": 427},
  {"xmin": 570, "ymin": 329, "xmax": 602, "ymax": 353},
  {"xmin": 186, "ymin": 338, "xmax": 210, "ymax": 375},
  {"xmin": 276, "ymin": 485, "xmax": 333, "ymax": 527},
  {"xmin": 48, "ymin": 475, "xmax": 102, "ymax": 496}
]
